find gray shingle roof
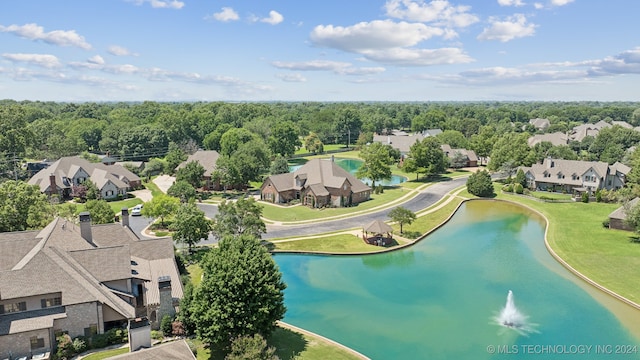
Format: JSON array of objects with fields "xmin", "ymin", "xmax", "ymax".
[
  {"xmin": 372, "ymin": 134, "xmax": 424, "ymax": 153},
  {"xmin": 528, "ymin": 132, "xmax": 569, "ymax": 147},
  {"xmin": 524, "ymin": 158, "xmax": 612, "ymax": 186},
  {"xmin": 176, "ymin": 150, "xmax": 220, "ymax": 176},
  {"xmin": 609, "ymin": 197, "xmax": 640, "ymax": 220},
  {"xmin": 28, "ymin": 156, "xmax": 139, "ymax": 193},
  {"xmin": 110, "ymin": 340, "xmax": 196, "ymax": 360}
]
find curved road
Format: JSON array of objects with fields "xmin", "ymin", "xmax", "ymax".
[
  {"xmin": 128, "ymin": 176, "xmax": 468, "ymax": 243},
  {"xmin": 263, "ymin": 176, "xmax": 466, "ymax": 239}
]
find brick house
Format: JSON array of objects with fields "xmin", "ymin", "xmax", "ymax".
[
  {"xmin": 175, "ymin": 150, "xmax": 221, "ymax": 190},
  {"xmin": 519, "ymin": 158, "xmax": 630, "ymax": 195},
  {"xmin": 261, "ymin": 158, "xmax": 371, "ymax": 208},
  {"xmin": 0, "ymin": 211, "xmax": 182, "ymax": 359},
  {"xmin": 28, "ymin": 156, "xmax": 141, "ymax": 200}
]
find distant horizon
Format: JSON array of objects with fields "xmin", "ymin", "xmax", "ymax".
[{"xmin": 1, "ymin": 0, "xmax": 639, "ymax": 102}]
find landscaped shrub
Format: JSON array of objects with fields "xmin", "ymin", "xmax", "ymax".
[
  {"xmin": 161, "ymin": 314, "xmax": 173, "ymax": 336},
  {"xmin": 55, "ymin": 334, "xmax": 74, "ymax": 360},
  {"xmin": 151, "ymin": 330, "xmax": 164, "ymax": 340},
  {"xmin": 595, "ymin": 190, "xmax": 603, "ymax": 202},
  {"xmin": 172, "ymin": 320, "xmax": 186, "ymax": 336},
  {"xmin": 502, "ymin": 184, "xmax": 513, "ymax": 193},
  {"xmin": 602, "ymin": 219, "xmax": 610, "ymax": 228},
  {"xmin": 514, "ymin": 183, "xmax": 524, "ymax": 194},
  {"xmin": 72, "ymin": 337, "xmax": 87, "ymax": 353},
  {"xmin": 90, "ymin": 333, "xmax": 109, "ymax": 349},
  {"xmin": 581, "ymin": 192, "xmax": 589, "ymax": 203}
]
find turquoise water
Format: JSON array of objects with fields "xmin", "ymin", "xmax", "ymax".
[
  {"xmin": 289, "ymin": 158, "xmax": 407, "ymax": 186},
  {"xmin": 274, "ymin": 201, "xmax": 640, "ymax": 359}
]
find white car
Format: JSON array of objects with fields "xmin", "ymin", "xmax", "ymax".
[{"xmin": 131, "ymin": 204, "xmax": 143, "ymax": 216}]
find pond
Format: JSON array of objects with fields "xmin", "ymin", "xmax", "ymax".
[
  {"xmin": 274, "ymin": 201, "xmax": 640, "ymax": 359},
  {"xmin": 289, "ymin": 158, "xmax": 407, "ymax": 186}
]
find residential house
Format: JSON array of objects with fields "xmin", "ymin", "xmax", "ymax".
[
  {"xmin": 28, "ymin": 156, "xmax": 141, "ymax": 200},
  {"xmin": 569, "ymin": 120, "xmax": 611, "ymax": 142},
  {"xmin": 529, "ymin": 118, "xmax": 551, "ymax": 131},
  {"xmin": 175, "ymin": 150, "xmax": 221, "ymax": 190},
  {"xmin": 372, "ymin": 133, "xmax": 424, "ymax": 155},
  {"xmin": 421, "ymin": 129, "xmax": 443, "ymax": 137},
  {"xmin": 440, "ymin": 144, "xmax": 478, "ymax": 167},
  {"xmin": 519, "ymin": 158, "xmax": 630, "ymax": 195},
  {"xmin": 527, "ymin": 132, "xmax": 569, "ymax": 147},
  {"xmin": 116, "ymin": 161, "xmax": 146, "ymax": 174},
  {"xmin": 608, "ymin": 198, "xmax": 640, "ymax": 231},
  {"xmin": 0, "ymin": 210, "xmax": 183, "ymax": 359},
  {"xmin": 261, "ymin": 158, "xmax": 371, "ymax": 208}
]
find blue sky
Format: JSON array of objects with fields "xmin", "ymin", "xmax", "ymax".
[{"xmin": 1, "ymin": 0, "xmax": 639, "ymax": 102}]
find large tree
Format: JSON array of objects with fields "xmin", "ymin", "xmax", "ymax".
[
  {"xmin": 356, "ymin": 142, "xmax": 396, "ymax": 188},
  {"xmin": 212, "ymin": 198, "xmax": 266, "ymax": 239},
  {"xmin": 487, "ymin": 132, "xmax": 532, "ymax": 171},
  {"xmin": 268, "ymin": 121, "xmax": 300, "ymax": 158},
  {"xmin": 176, "ymin": 161, "xmax": 206, "ymax": 190},
  {"xmin": 170, "ymin": 202, "xmax": 211, "ymax": 252},
  {"xmin": 0, "ymin": 180, "xmax": 53, "ymax": 232},
  {"xmin": 84, "ymin": 199, "xmax": 115, "ymax": 224},
  {"xmin": 142, "ymin": 194, "xmax": 180, "ymax": 227},
  {"xmin": 388, "ymin": 207, "xmax": 416, "ymax": 234},
  {"xmin": 466, "ymin": 170, "xmax": 495, "ymax": 197},
  {"xmin": 189, "ymin": 235, "xmax": 286, "ymax": 349},
  {"xmin": 303, "ymin": 132, "xmax": 324, "ymax": 154},
  {"xmin": 167, "ymin": 180, "xmax": 197, "ymax": 203},
  {"xmin": 402, "ymin": 137, "xmax": 447, "ymax": 180}
]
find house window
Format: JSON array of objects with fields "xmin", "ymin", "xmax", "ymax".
[
  {"xmin": 106, "ymin": 190, "xmax": 114, "ymax": 197},
  {"xmin": 0, "ymin": 301, "xmax": 27, "ymax": 314},
  {"xmin": 41, "ymin": 297, "xmax": 62, "ymax": 308},
  {"xmin": 30, "ymin": 336, "xmax": 45, "ymax": 350}
]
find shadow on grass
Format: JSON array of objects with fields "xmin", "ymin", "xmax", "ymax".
[
  {"xmin": 400, "ymin": 231, "xmax": 422, "ymax": 239},
  {"xmin": 629, "ymin": 235, "xmax": 640, "ymax": 243},
  {"xmin": 269, "ymin": 327, "xmax": 307, "ymax": 360}
]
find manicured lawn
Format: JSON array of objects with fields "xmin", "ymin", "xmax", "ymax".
[
  {"xmin": 260, "ymin": 187, "xmax": 410, "ymax": 222},
  {"xmin": 461, "ymin": 184, "xmax": 640, "ymax": 304},
  {"xmin": 272, "ymin": 233, "xmax": 382, "ymax": 253},
  {"xmin": 144, "ymin": 178, "xmax": 164, "ymax": 197},
  {"xmin": 188, "ymin": 263, "xmax": 204, "ymax": 286},
  {"xmin": 81, "ymin": 347, "xmax": 128, "ymax": 360},
  {"xmin": 528, "ymin": 190, "xmax": 573, "ymax": 200},
  {"xmin": 71, "ymin": 197, "xmax": 143, "ymax": 216}
]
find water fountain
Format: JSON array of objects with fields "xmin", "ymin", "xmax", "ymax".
[{"xmin": 494, "ymin": 290, "xmax": 538, "ymax": 336}]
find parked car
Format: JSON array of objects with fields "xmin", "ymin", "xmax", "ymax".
[{"xmin": 131, "ymin": 204, "xmax": 143, "ymax": 216}]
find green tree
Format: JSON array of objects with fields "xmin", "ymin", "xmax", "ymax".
[
  {"xmin": 514, "ymin": 168, "xmax": 527, "ymax": 188},
  {"xmin": 142, "ymin": 194, "xmax": 180, "ymax": 227},
  {"xmin": 167, "ymin": 180, "xmax": 197, "ymax": 203},
  {"xmin": 488, "ymin": 133, "xmax": 532, "ymax": 171},
  {"xmin": 142, "ymin": 158, "xmax": 167, "ymax": 177},
  {"xmin": 84, "ymin": 180, "xmax": 100, "ymax": 201},
  {"xmin": 411, "ymin": 109, "xmax": 446, "ymax": 133},
  {"xmin": 402, "ymin": 137, "xmax": 447, "ymax": 180},
  {"xmin": 0, "ymin": 180, "xmax": 53, "ymax": 232},
  {"xmin": 466, "ymin": 170, "xmax": 494, "ymax": 197},
  {"xmin": 212, "ymin": 198, "xmax": 266, "ymax": 239},
  {"xmin": 270, "ymin": 156, "xmax": 290, "ymax": 175},
  {"xmin": 304, "ymin": 132, "xmax": 324, "ymax": 154},
  {"xmin": 161, "ymin": 314, "xmax": 173, "ymax": 336},
  {"xmin": 356, "ymin": 142, "xmax": 396, "ymax": 188},
  {"xmin": 226, "ymin": 334, "xmax": 279, "ymax": 360},
  {"xmin": 268, "ymin": 121, "xmax": 300, "ymax": 158},
  {"xmin": 165, "ymin": 144, "xmax": 187, "ymax": 174},
  {"xmin": 84, "ymin": 199, "xmax": 115, "ymax": 224},
  {"xmin": 203, "ymin": 124, "xmax": 233, "ymax": 151},
  {"xmin": 469, "ymin": 126, "xmax": 495, "ymax": 166},
  {"xmin": 190, "ymin": 235, "xmax": 286, "ymax": 349},
  {"xmin": 436, "ymin": 130, "xmax": 468, "ymax": 149},
  {"xmin": 220, "ymin": 128, "xmax": 257, "ymax": 157},
  {"xmin": 176, "ymin": 161, "xmax": 206, "ymax": 189},
  {"xmin": 170, "ymin": 202, "xmax": 211, "ymax": 252},
  {"xmin": 178, "ymin": 282, "xmax": 196, "ymax": 336},
  {"xmin": 449, "ymin": 151, "xmax": 468, "ymax": 169},
  {"xmin": 388, "ymin": 207, "xmax": 416, "ymax": 234}
]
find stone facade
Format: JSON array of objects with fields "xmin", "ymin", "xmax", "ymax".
[{"xmin": 0, "ymin": 328, "xmax": 50, "ymax": 359}]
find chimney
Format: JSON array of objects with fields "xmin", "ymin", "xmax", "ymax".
[
  {"xmin": 49, "ymin": 174, "xmax": 58, "ymax": 197},
  {"xmin": 157, "ymin": 276, "xmax": 175, "ymax": 321},
  {"xmin": 121, "ymin": 207, "xmax": 129, "ymax": 228},
  {"xmin": 79, "ymin": 212, "xmax": 93, "ymax": 244}
]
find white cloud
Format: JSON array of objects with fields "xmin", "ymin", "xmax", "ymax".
[
  {"xmin": 311, "ymin": 20, "xmax": 444, "ymax": 52},
  {"xmin": 550, "ymin": 0, "xmax": 573, "ymax": 6},
  {"xmin": 0, "ymin": 23, "xmax": 91, "ymax": 49},
  {"xmin": 534, "ymin": 2, "xmax": 544, "ymax": 9},
  {"xmin": 2, "ymin": 53, "xmax": 61, "ymax": 68},
  {"xmin": 477, "ymin": 14, "xmax": 536, "ymax": 42},
  {"xmin": 210, "ymin": 7, "xmax": 239, "ymax": 22},
  {"xmin": 276, "ymin": 73, "xmax": 307, "ymax": 82},
  {"xmin": 128, "ymin": 0, "xmax": 184, "ymax": 9},
  {"xmin": 108, "ymin": 45, "xmax": 135, "ymax": 56},
  {"xmin": 88, "ymin": 55, "xmax": 105, "ymax": 65},
  {"xmin": 498, "ymin": 0, "xmax": 525, "ymax": 6},
  {"xmin": 384, "ymin": 0, "xmax": 479, "ymax": 28},
  {"xmin": 361, "ymin": 47, "xmax": 473, "ymax": 66},
  {"xmin": 261, "ymin": 11, "xmax": 284, "ymax": 25},
  {"xmin": 272, "ymin": 60, "xmax": 386, "ymax": 75}
]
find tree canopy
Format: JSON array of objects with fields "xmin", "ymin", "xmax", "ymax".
[
  {"xmin": 84, "ymin": 199, "xmax": 115, "ymax": 224},
  {"xmin": 466, "ymin": 170, "xmax": 495, "ymax": 197},
  {"xmin": 0, "ymin": 180, "xmax": 53, "ymax": 232},
  {"xmin": 212, "ymin": 198, "xmax": 266, "ymax": 239},
  {"xmin": 388, "ymin": 207, "xmax": 416, "ymax": 234},
  {"xmin": 170, "ymin": 202, "xmax": 211, "ymax": 252},
  {"xmin": 402, "ymin": 137, "xmax": 447, "ymax": 180},
  {"xmin": 176, "ymin": 161, "xmax": 205, "ymax": 189},
  {"xmin": 189, "ymin": 235, "xmax": 286, "ymax": 349},
  {"xmin": 356, "ymin": 142, "xmax": 396, "ymax": 188},
  {"xmin": 142, "ymin": 194, "xmax": 180, "ymax": 227}
]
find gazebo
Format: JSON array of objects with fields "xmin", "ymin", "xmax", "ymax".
[{"xmin": 363, "ymin": 220, "xmax": 393, "ymax": 246}]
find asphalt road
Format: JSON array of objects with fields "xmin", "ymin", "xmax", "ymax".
[{"xmin": 127, "ymin": 176, "xmax": 468, "ymax": 244}]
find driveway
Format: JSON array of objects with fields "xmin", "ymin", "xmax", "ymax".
[
  {"xmin": 129, "ymin": 189, "xmax": 153, "ymax": 202},
  {"xmin": 153, "ymin": 174, "xmax": 176, "ymax": 194}
]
